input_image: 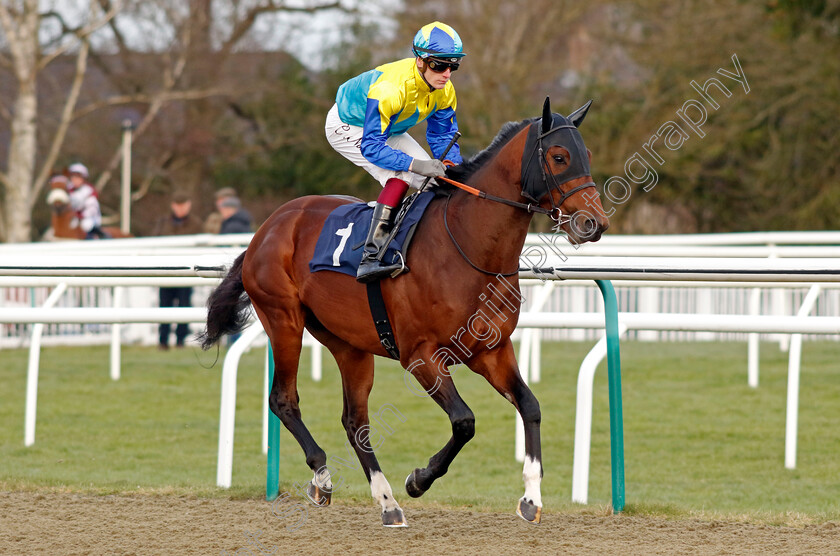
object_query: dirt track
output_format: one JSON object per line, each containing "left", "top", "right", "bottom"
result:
{"left": 1, "top": 491, "right": 838, "bottom": 555}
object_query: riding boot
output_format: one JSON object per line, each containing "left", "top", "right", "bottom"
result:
{"left": 356, "top": 202, "right": 406, "bottom": 283}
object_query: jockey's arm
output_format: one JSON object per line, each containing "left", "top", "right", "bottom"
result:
{"left": 67, "top": 185, "right": 90, "bottom": 212}
{"left": 426, "top": 107, "right": 463, "bottom": 165}
{"left": 359, "top": 88, "right": 414, "bottom": 171}
{"left": 75, "top": 187, "right": 101, "bottom": 233}
{"left": 79, "top": 215, "right": 96, "bottom": 233}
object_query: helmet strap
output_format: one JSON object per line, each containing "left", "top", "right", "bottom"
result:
{"left": 416, "top": 58, "right": 434, "bottom": 91}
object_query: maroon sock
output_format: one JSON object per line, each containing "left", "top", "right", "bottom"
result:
{"left": 377, "top": 178, "right": 409, "bottom": 208}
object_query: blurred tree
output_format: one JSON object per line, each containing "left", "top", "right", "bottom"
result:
{"left": 206, "top": 19, "right": 394, "bottom": 224}
{"left": 0, "top": 0, "right": 116, "bottom": 242}
{"left": 392, "top": 0, "right": 596, "bottom": 156}
{"left": 0, "top": 0, "right": 350, "bottom": 241}
{"left": 584, "top": 0, "right": 840, "bottom": 232}
{"left": 391, "top": 0, "right": 840, "bottom": 233}
{"left": 7, "top": 1, "right": 835, "bottom": 240}
{"left": 76, "top": 0, "right": 354, "bottom": 235}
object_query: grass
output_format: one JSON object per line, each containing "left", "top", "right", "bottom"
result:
{"left": 1, "top": 340, "right": 838, "bottom": 524}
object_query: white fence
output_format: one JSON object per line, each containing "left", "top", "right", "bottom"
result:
{"left": 7, "top": 232, "right": 840, "bottom": 348}
{"left": 0, "top": 235, "right": 251, "bottom": 349}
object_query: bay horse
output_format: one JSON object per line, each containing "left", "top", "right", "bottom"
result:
{"left": 200, "top": 98, "right": 609, "bottom": 527}
{"left": 45, "top": 175, "right": 131, "bottom": 240}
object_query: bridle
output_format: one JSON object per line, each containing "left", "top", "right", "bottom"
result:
{"left": 437, "top": 119, "right": 598, "bottom": 275}
{"left": 520, "top": 122, "right": 597, "bottom": 226}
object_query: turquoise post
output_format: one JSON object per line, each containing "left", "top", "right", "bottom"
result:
{"left": 266, "top": 345, "right": 281, "bottom": 501}
{"left": 595, "top": 279, "right": 625, "bottom": 513}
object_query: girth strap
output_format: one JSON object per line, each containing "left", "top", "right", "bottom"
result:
{"left": 366, "top": 281, "right": 400, "bottom": 360}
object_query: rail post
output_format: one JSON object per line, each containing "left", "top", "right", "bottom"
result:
{"left": 596, "top": 279, "right": 625, "bottom": 513}
{"left": 266, "top": 345, "right": 282, "bottom": 500}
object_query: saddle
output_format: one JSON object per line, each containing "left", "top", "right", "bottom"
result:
{"left": 308, "top": 191, "right": 435, "bottom": 278}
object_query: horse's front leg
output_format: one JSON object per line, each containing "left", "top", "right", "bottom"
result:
{"left": 403, "top": 346, "right": 475, "bottom": 499}
{"left": 469, "top": 339, "right": 543, "bottom": 524}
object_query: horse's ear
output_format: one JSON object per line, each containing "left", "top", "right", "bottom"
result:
{"left": 567, "top": 100, "right": 593, "bottom": 128}
{"left": 541, "top": 97, "right": 552, "bottom": 134}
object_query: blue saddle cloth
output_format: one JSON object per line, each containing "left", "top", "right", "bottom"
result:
{"left": 309, "top": 191, "right": 436, "bottom": 277}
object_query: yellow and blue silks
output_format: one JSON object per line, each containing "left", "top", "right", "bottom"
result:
{"left": 335, "top": 58, "right": 462, "bottom": 171}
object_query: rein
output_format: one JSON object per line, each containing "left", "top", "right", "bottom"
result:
{"left": 436, "top": 174, "right": 592, "bottom": 277}
{"left": 436, "top": 119, "right": 597, "bottom": 224}
{"left": 435, "top": 174, "right": 560, "bottom": 218}
{"left": 435, "top": 119, "right": 597, "bottom": 276}
{"left": 435, "top": 172, "right": 540, "bottom": 276}
{"left": 442, "top": 192, "right": 519, "bottom": 277}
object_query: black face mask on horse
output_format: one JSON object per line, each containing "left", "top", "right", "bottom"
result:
{"left": 520, "top": 98, "right": 596, "bottom": 225}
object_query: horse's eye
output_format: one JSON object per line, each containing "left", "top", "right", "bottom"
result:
{"left": 553, "top": 154, "right": 566, "bottom": 165}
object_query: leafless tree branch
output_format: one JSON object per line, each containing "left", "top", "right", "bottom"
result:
{"left": 39, "top": 10, "right": 73, "bottom": 37}
{"left": 31, "top": 39, "right": 91, "bottom": 206}
{"left": 219, "top": 1, "right": 347, "bottom": 57}
{"left": 0, "top": 4, "right": 26, "bottom": 68}
{"left": 73, "top": 94, "right": 153, "bottom": 119}
{"left": 0, "top": 98, "right": 11, "bottom": 121}
{"left": 93, "top": 88, "right": 168, "bottom": 192}
{"left": 72, "top": 86, "right": 238, "bottom": 121}
{"left": 131, "top": 149, "right": 175, "bottom": 201}
{"left": 37, "top": 3, "right": 119, "bottom": 71}
{"left": 90, "top": 81, "right": 244, "bottom": 193}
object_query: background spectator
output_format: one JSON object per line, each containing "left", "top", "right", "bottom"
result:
{"left": 203, "top": 187, "right": 238, "bottom": 233}
{"left": 218, "top": 196, "right": 253, "bottom": 234}
{"left": 153, "top": 190, "right": 203, "bottom": 349}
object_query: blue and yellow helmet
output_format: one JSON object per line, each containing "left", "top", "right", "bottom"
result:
{"left": 412, "top": 22, "right": 465, "bottom": 60}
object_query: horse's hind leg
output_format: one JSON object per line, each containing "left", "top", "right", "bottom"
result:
{"left": 315, "top": 332, "right": 407, "bottom": 527}
{"left": 258, "top": 305, "right": 332, "bottom": 506}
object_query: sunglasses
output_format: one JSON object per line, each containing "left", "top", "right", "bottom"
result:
{"left": 426, "top": 58, "right": 460, "bottom": 73}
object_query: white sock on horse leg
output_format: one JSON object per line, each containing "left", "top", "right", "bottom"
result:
{"left": 370, "top": 470, "right": 400, "bottom": 512}
{"left": 313, "top": 466, "right": 333, "bottom": 491}
{"left": 522, "top": 456, "right": 543, "bottom": 507}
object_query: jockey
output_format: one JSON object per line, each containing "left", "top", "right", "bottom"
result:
{"left": 325, "top": 21, "right": 465, "bottom": 283}
{"left": 67, "top": 163, "right": 106, "bottom": 239}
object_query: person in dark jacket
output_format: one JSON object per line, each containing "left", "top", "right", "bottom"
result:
{"left": 218, "top": 196, "right": 253, "bottom": 234}
{"left": 204, "top": 187, "right": 238, "bottom": 233}
{"left": 153, "top": 190, "right": 203, "bottom": 349}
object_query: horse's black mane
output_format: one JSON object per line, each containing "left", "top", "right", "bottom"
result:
{"left": 446, "top": 118, "right": 533, "bottom": 183}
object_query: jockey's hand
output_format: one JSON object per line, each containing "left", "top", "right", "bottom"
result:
{"left": 410, "top": 159, "right": 446, "bottom": 177}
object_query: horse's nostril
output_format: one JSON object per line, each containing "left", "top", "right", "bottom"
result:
{"left": 569, "top": 216, "right": 601, "bottom": 242}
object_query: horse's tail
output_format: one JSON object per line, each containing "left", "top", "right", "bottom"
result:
{"left": 198, "top": 251, "right": 252, "bottom": 350}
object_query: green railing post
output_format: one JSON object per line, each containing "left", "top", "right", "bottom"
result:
{"left": 595, "top": 279, "right": 625, "bottom": 513}
{"left": 266, "top": 345, "right": 281, "bottom": 501}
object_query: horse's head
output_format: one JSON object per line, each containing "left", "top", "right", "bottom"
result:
{"left": 521, "top": 98, "right": 610, "bottom": 244}
{"left": 46, "top": 175, "right": 71, "bottom": 210}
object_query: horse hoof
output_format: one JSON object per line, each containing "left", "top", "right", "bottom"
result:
{"left": 306, "top": 480, "right": 331, "bottom": 507}
{"left": 516, "top": 498, "right": 542, "bottom": 524}
{"left": 404, "top": 469, "right": 427, "bottom": 498}
{"left": 382, "top": 507, "right": 408, "bottom": 527}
